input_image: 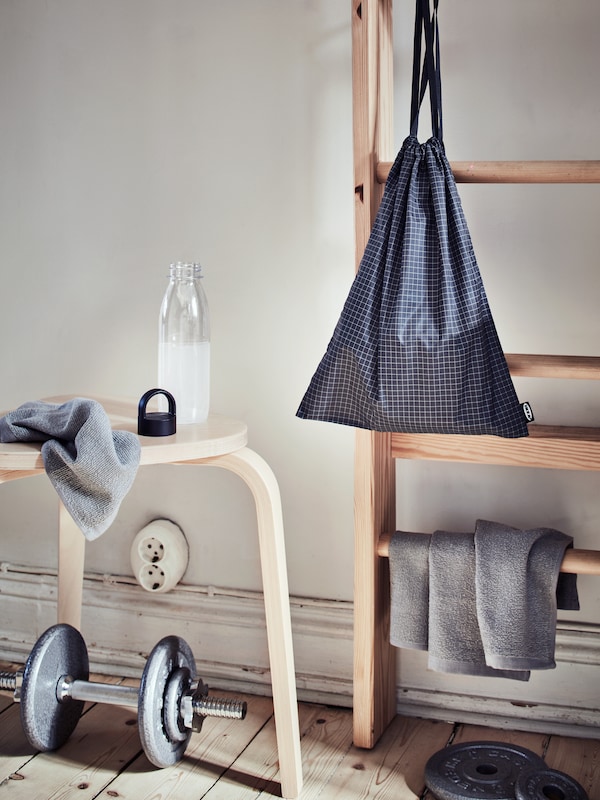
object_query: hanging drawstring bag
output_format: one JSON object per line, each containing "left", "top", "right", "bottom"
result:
{"left": 297, "top": 0, "right": 530, "bottom": 437}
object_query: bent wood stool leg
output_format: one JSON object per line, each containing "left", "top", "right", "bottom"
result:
{"left": 57, "top": 500, "right": 86, "bottom": 630}
{"left": 190, "top": 447, "right": 303, "bottom": 800}
{"left": 0, "top": 473, "right": 85, "bottom": 629}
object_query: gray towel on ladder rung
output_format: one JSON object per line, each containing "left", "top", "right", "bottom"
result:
{"left": 388, "top": 520, "right": 579, "bottom": 680}
{"left": 474, "top": 519, "right": 580, "bottom": 672}
{"left": 389, "top": 531, "right": 430, "bottom": 651}
{"left": 0, "top": 398, "right": 141, "bottom": 541}
{"left": 428, "top": 529, "right": 530, "bottom": 680}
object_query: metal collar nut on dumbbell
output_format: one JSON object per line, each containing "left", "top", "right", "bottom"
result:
{"left": 0, "top": 624, "right": 247, "bottom": 768}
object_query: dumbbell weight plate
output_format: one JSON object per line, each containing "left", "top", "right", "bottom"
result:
{"left": 424, "top": 740, "right": 546, "bottom": 800}
{"left": 20, "top": 624, "right": 89, "bottom": 751}
{"left": 138, "top": 635, "right": 197, "bottom": 767}
{"left": 515, "top": 766, "right": 589, "bottom": 800}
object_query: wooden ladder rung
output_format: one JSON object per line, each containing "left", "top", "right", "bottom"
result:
{"left": 377, "top": 531, "right": 600, "bottom": 575}
{"left": 391, "top": 425, "right": 600, "bottom": 471}
{"left": 506, "top": 354, "right": 600, "bottom": 380}
{"left": 376, "top": 160, "right": 600, "bottom": 184}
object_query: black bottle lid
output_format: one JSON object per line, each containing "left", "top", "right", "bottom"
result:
{"left": 137, "top": 389, "right": 176, "bottom": 436}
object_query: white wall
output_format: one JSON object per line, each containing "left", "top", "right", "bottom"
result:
{"left": 1, "top": 0, "right": 599, "bottom": 721}
{"left": 0, "top": 0, "right": 356, "bottom": 602}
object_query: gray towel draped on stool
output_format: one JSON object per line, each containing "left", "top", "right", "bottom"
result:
{"left": 389, "top": 520, "right": 579, "bottom": 680}
{"left": 0, "top": 398, "right": 141, "bottom": 541}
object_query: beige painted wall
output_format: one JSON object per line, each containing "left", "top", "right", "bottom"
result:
{"left": 0, "top": 0, "right": 356, "bottom": 602}
{"left": 0, "top": 0, "right": 599, "bottom": 673}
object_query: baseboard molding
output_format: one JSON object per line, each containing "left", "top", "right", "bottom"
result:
{"left": 1, "top": 564, "right": 599, "bottom": 736}
{"left": 395, "top": 688, "right": 600, "bottom": 739}
{"left": 0, "top": 564, "right": 355, "bottom": 707}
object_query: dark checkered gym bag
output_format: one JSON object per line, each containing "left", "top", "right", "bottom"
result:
{"left": 297, "top": 0, "right": 529, "bottom": 438}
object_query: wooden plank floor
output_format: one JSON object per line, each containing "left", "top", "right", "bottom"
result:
{"left": 1, "top": 668, "right": 599, "bottom": 798}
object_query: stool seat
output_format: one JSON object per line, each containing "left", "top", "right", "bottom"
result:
{"left": 0, "top": 395, "right": 248, "bottom": 471}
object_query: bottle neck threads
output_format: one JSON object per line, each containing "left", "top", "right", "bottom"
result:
{"left": 169, "top": 262, "right": 202, "bottom": 281}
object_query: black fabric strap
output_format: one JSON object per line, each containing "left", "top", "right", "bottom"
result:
{"left": 410, "top": 0, "right": 443, "bottom": 141}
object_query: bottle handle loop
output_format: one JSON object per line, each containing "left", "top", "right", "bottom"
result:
{"left": 137, "top": 389, "right": 177, "bottom": 437}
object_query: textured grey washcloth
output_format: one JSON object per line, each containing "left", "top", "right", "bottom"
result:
{"left": 388, "top": 522, "right": 579, "bottom": 680}
{"left": 475, "top": 519, "right": 579, "bottom": 672}
{"left": 0, "top": 398, "right": 141, "bottom": 540}
{"left": 389, "top": 531, "right": 430, "bottom": 650}
{"left": 428, "top": 530, "right": 529, "bottom": 680}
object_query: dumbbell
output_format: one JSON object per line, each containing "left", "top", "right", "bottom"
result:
{"left": 0, "top": 624, "right": 246, "bottom": 768}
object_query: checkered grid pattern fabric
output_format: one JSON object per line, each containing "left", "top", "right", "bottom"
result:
{"left": 297, "top": 135, "right": 528, "bottom": 438}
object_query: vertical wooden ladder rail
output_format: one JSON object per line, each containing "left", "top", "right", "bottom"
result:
{"left": 351, "top": 0, "right": 600, "bottom": 751}
{"left": 352, "top": 0, "right": 396, "bottom": 750}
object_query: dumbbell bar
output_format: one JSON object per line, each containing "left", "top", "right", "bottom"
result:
{"left": 0, "top": 624, "right": 246, "bottom": 768}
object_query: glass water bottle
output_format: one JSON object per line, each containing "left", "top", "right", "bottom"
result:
{"left": 158, "top": 262, "right": 210, "bottom": 424}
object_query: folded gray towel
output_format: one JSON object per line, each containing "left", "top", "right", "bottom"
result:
{"left": 475, "top": 519, "right": 579, "bottom": 672}
{"left": 389, "top": 531, "right": 430, "bottom": 650}
{"left": 428, "top": 530, "right": 529, "bottom": 680}
{"left": 388, "top": 520, "right": 579, "bottom": 680}
{"left": 0, "top": 398, "right": 141, "bottom": 540}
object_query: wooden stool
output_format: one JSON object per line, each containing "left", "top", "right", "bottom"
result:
{"left": 0, "top": 395, "right": 303, "bottom": 798}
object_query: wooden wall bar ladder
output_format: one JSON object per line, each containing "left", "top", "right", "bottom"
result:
{"left": 351, "top": 0, "right": 600, "bottom": 750}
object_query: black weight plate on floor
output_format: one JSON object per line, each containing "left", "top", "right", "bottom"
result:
{"left": 425, "top": 740, "right": 546, "bottom": 800}
{"left": 20, "top": 624, "right": 89, "bottom": 751}
{"left": 515, "top": 766, "right": 589, "bottom": 800}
